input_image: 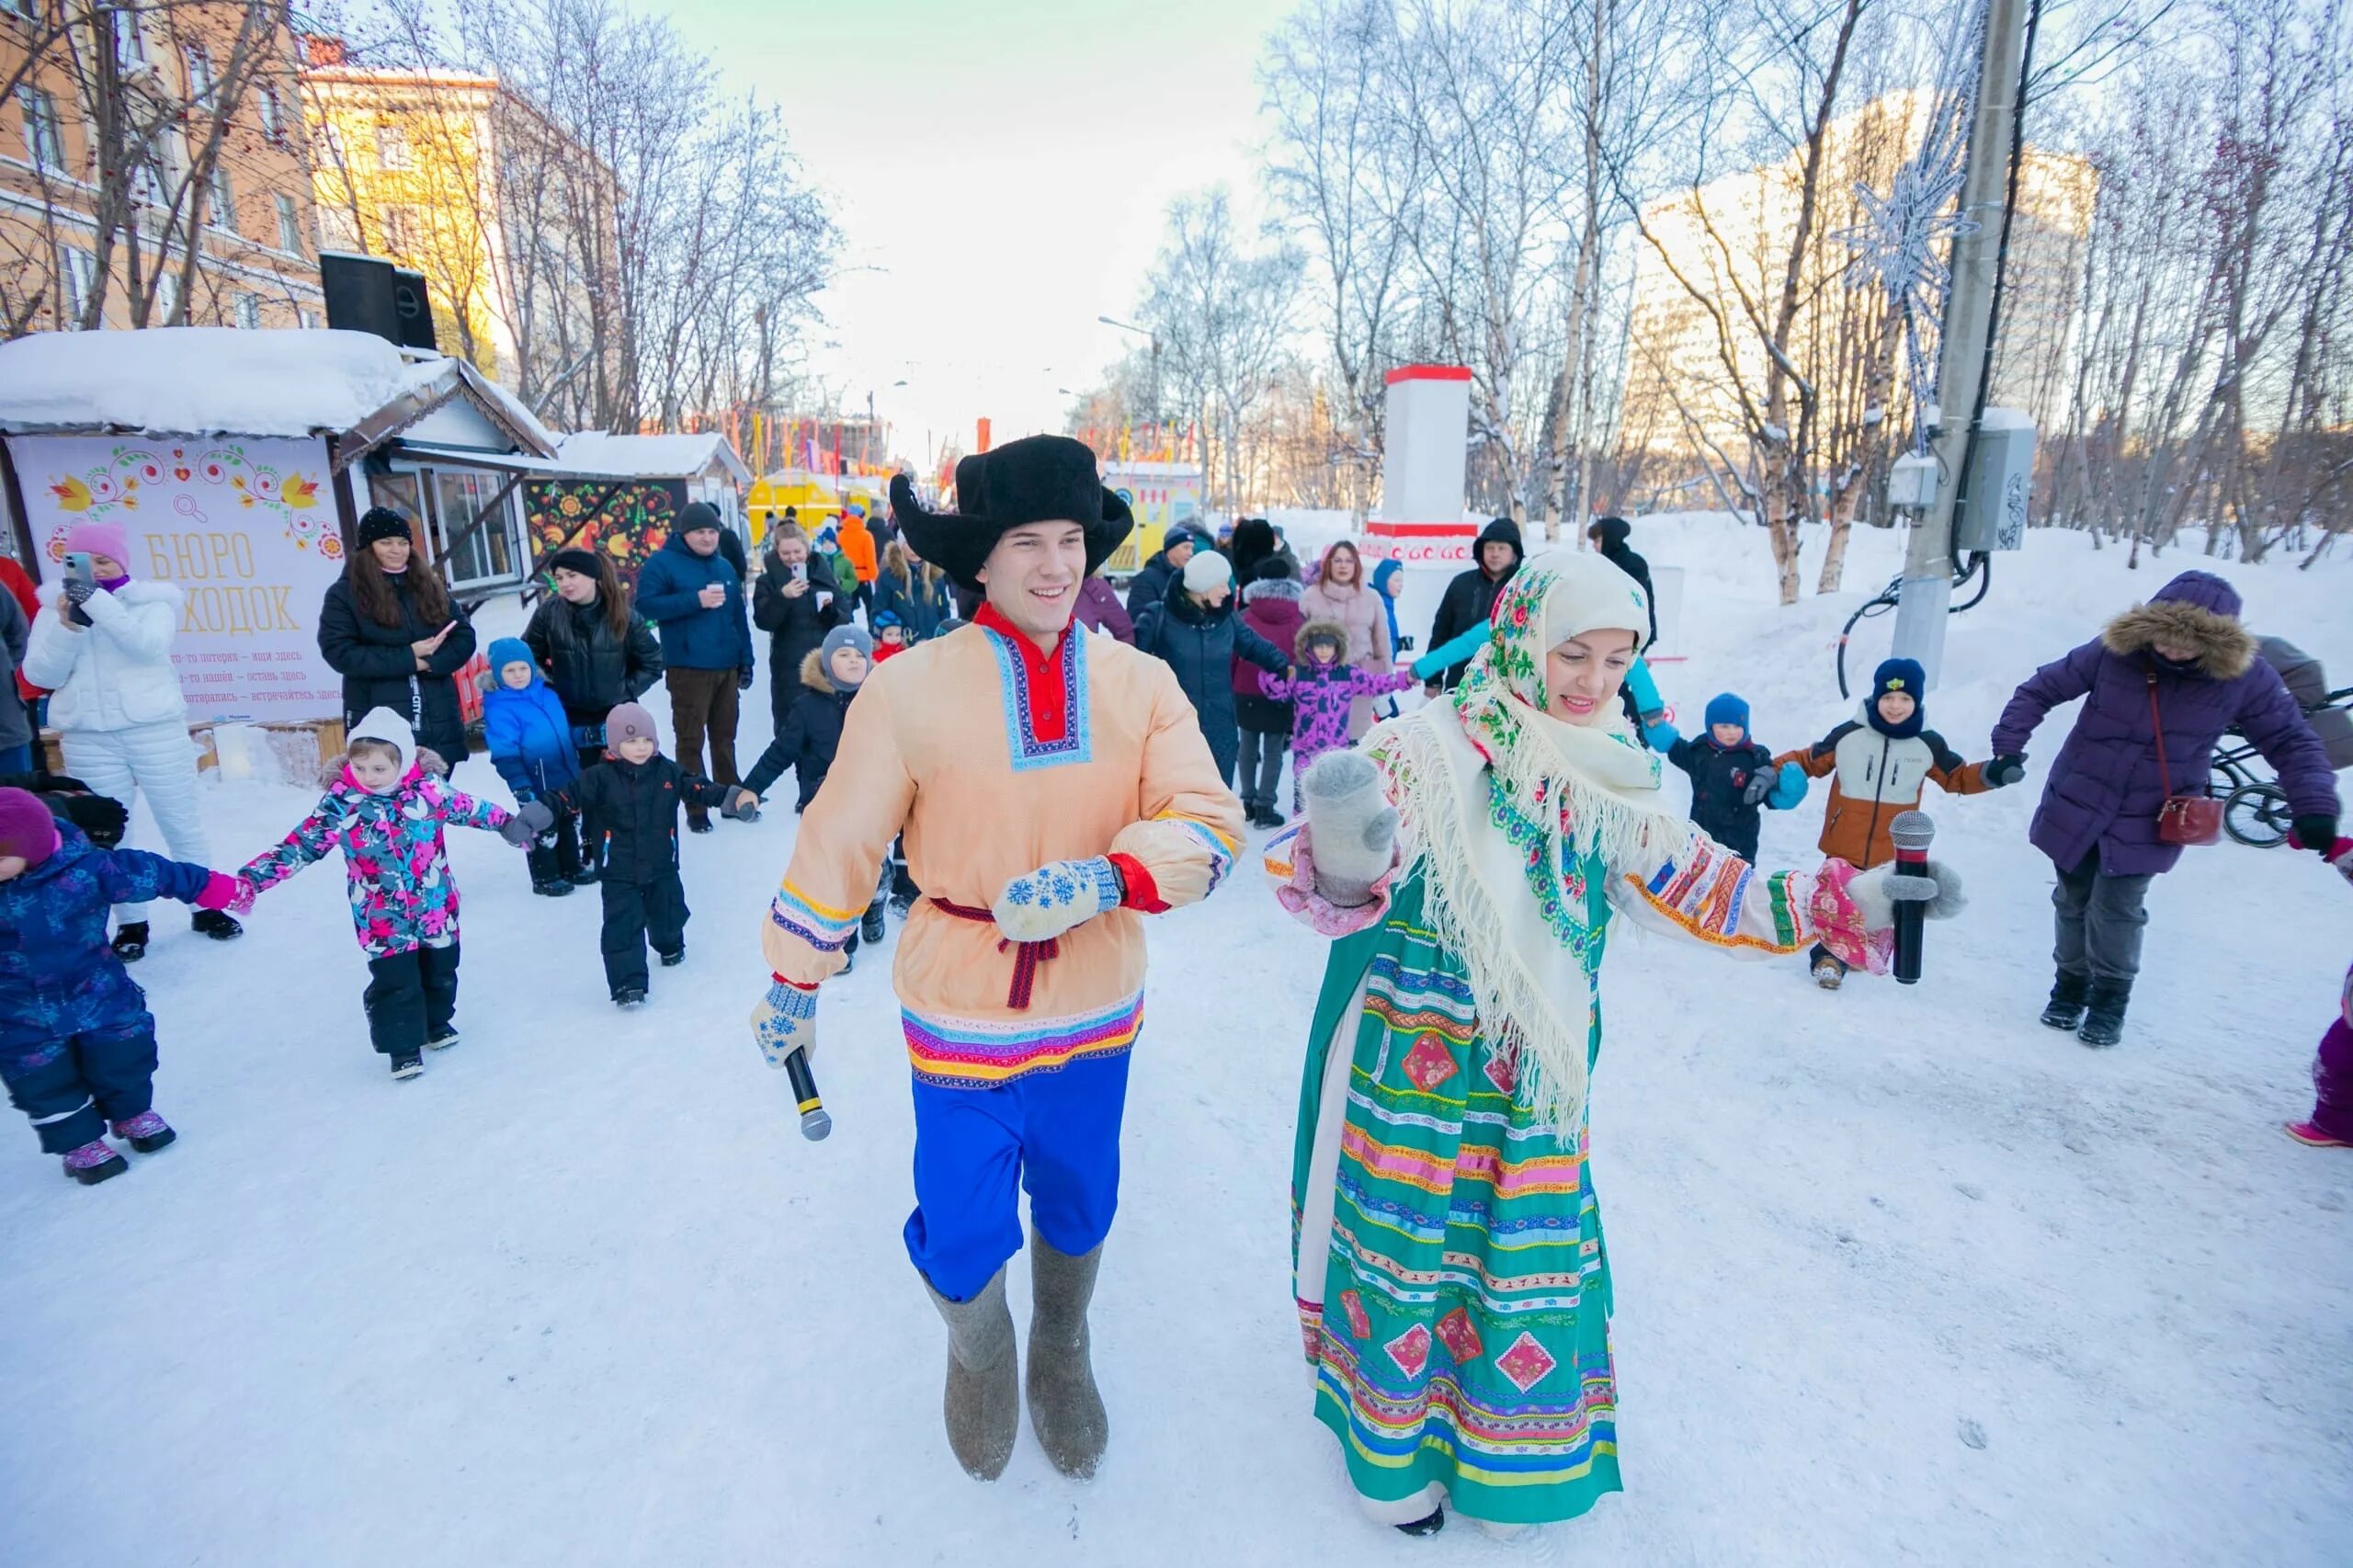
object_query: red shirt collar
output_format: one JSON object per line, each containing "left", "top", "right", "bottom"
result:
{"left": 973, "top": 601, "right": 1074, "bottom": 744}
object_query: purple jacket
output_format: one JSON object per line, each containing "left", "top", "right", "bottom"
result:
{"left": 1993, "top": 571, "right": 2338, "bottom": 876}
{"left": 1233, "top": 578, "right": 1306, "bottom": 698}
{"left": 1074, "top": 575, "right": 1133, "bottom": 643}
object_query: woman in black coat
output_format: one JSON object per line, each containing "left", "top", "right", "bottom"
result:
{"left": 319, "top": 508, "right": 478, "bottom": 768}
{"left": 522, "top": 547, "right": 664, "bottom": 767}
{"left": 1133, "top": 550, "right": 1288, "bottom": 785}
{"left": 750, "top": 524, "right": 847, "bottom": 733}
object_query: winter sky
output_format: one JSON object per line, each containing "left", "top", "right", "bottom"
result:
{"left": 664, "top": 0, "right": 1294, "bottom": 470}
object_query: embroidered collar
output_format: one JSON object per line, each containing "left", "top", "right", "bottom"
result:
{"left": 975, "top": 601, "right": 1073, "bottom": 744}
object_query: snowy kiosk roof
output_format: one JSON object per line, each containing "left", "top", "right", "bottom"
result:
{"left": 551, "top": 431, "right": 752, "bottom": 485}
{"left": 0, "top": 327, "right": 559, "bottom": 467}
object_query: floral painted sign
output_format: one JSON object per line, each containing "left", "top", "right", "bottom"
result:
{"left": 8, "top": 434, "right": 348, "bottom": 722}
{"left": 524, "top": 479, "right": 684, "bottom": 586}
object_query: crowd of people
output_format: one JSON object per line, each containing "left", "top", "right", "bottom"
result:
{"left": 2, "top": 456, "right": 2347, "bottom": 1541}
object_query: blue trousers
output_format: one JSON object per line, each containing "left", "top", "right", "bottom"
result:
{"left": 3, "top": 1021, "right": 158, "bottom": 1153}
{"left": 904, "top": 1051, "right": 1131, "bottom": 1301}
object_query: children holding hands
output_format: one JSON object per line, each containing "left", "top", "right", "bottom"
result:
{"left": 482, "top": 637, "right": 588, "bottom": 896}
{"left": 1643, "top": 691, "right": 1808, "bottom": 860}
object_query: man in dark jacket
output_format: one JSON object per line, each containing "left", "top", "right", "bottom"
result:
{"left": 632, "top": 503, "right": 754, "bottom": 830}
{"left": 557, "top": 700, "right": 740, "bottom": 1005}
{"left": 1994, "top": 570, "right": 2339, "bottom": 1046}
{"left": 1427, "top": 517, "right": 1524, "bottom": 688}
{"left": 1587, "top": 516, "right": 1657, "bottom": 650}
{"left": 1124, "top": 526, "right": 1209, "bottom": 621}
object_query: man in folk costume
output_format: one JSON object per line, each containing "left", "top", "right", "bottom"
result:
{"left": 1266, "top": 551, "right": 1964, "bottom": 1538}
{"left": 748, "top": 436, "right": 1245, "bottom": 1482}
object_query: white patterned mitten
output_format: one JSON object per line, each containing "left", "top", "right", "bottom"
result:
{"left": 993, "top": 857, "right": 1124, "bottom": 944}
{"left": 1302, "top": 751, "right": 1397, "bottom": 908}
{"left": 750, "top": 977, "right": 819, "bottom": 1069}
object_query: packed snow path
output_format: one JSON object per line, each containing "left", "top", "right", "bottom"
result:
{"left": 5, "top": 518, "right": 2348, "bottom": 1565}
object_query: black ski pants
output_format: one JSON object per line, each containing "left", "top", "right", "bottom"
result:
{"left": 601, "top": 870, "right": 689, "bottom": 994}
{"left": 365, "top": 943, "right": 461, "bottom": 1055}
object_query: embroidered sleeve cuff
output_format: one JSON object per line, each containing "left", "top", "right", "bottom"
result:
{"left": 1107, "top": 851, "right": 1165, "bottom": 914}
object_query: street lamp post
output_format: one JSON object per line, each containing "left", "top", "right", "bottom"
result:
{"left": 1098, "top": 314, "right": 1162, "bottom": 439}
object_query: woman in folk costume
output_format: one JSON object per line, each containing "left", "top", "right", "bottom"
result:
{"left": 1265, "top": 551, "right": 1961, "bottom": 1538}
{"left": 747, "top": 436, "right": 1245, "bottom": 1484}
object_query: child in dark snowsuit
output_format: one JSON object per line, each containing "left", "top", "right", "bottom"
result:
{"left": 732, "top": 627, "right": 891, "bottom": 967}
{"left": 1258, "top": 621, "right": 1428, "bottom": 815}
{"left": 482, "top": 636, "right": 587, "bottom": 896}
{"left": 0, "top": 786, "right": 247, "bottom": 1183}
{"left": 1778, "top": 657, "right": 2009, "bottom": 988}
{"left": 241, "top": 707, "right": 549, "bottom": 1078}
{"left": 1645, "top": 692, "right": 1807, "bottom": 860}
{"left": 559, "top": 701, "right": 745, "bottom": 1006}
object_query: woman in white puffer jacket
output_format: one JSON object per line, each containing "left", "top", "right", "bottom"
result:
{"left": 22, "top": 520, "right": 238, "bottom": 958}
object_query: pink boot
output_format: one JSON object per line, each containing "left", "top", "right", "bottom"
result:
{"left": 63, "top": 1140, "right": 129, "bottom": 1185}
{"left": 2284, "top": 1120, "right": 2352, "bottom": 1149}
{"left": 111, "top": 1110, "right": 176, "bottom": 1153}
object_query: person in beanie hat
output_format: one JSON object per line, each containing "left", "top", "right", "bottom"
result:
{"left": 1641, "top": 691, "right": 1807, "bottom": 861}
{"left": 1135, "top": 548, "right": 1290, "bottom": 785}
{"left": 237, "top": 707, "right": 549, "bottom": 1078}
{"left": 523, "top": 544, "right": 663, "bottom": 785}
{"left": 870, "top": 608, "right": 911, "bottom": 662}
{"left": 632, "top": 501, "right": 754, "bottom": 831}
{"left": 23, "top": 518, "right": 227, "bottom": 960}
{"left": 751, "top": 435, "right": 1245, "bottom": 1484}
{"left": 1778, "top": 656, "right": 2007, "bottom": 988}
{"left": 1586, "top": 516, "right": 1657, "bottom": 649}
{"left": 481, "top": 636, "right": 587, "bottom": 894}
{"left": 0, "top": 786, "right": 251, "bottom": 1184}
{"left": 1257, "top": 621, "right": 1434, "bottom": 817}
{"left": 1124, "top": 523, "right": 1209, "bottom": 622}
{"left": 1993, "top": 570, "right": 2338, "bottom": 1045}
{"left": 1426, "top": 517, "right": 1524, "bottom": 689}
{"left": 1234, "top": 556, "right": 1307, "bottom": 826}
{"left": 1267, "top": 551, "right": 1959, "bottom": 1537}
{"left": 319, "top": 506, "right": 478, "bottom": 789}
{"left": 551, "top": 701, "right": 747, "bottom": 1006}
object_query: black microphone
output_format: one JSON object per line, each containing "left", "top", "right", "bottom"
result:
{"left": 1888, "top": 810, "right": 1934, "bottom": 985}
{"left": 782, "top": 1048, "right": 831, "bottom": 1141}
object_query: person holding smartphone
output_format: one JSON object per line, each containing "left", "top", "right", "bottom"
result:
{"left": 319, "top": 508, "right": 478, "bottom": 778}
{"left": 21, "top": 520, "right": 234, "bottom": 959}
{"left": 751, "top": 521, "right": 846, "bottom": 735}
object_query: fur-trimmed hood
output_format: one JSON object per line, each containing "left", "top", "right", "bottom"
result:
{"left": 2100, "top": 574, "right": 2256, "bottom": 679}
{"left": 1242, "top": 576, "right": 1303, "bottom": 607}
{"left": 800, "top": 645, "right": 866, "bottom": 696}
{"left": 1296, "top": 618, "right": 1350, "bottom": 663}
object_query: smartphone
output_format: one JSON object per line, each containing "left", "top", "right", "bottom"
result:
{"left": 63, "top": 551, "right": 95, "bottom": 626}
{"left": 790, "top": 562, "right": 808, "bottom": 584}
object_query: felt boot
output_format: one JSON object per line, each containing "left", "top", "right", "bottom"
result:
{"left": 2077, "top": 983, "right": 2131, "bottom": 1049}
{"left": 1026, "top": 1235, "right": 1108, "bottom": 1480}
{"left": 2040, "top": 971, "right": 2089, "bottom": 1031}
{"left": 925, "top": 1267, "right": 1019, "bottom": 1481}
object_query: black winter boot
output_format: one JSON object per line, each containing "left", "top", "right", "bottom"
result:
{"left": 2040, "top": 971, "right": 2089, "bottom": 1031}
{"left": 191, "top": 909, "right": 243, "bottom": 939}
{"left": 110, "top": 921, "right": 151, "bottom": 961}
{"left": 2077, "top": 983, "right": 2131, "bottom": 1048}
{"left": 861, "top": 901, "right": 886, "bottom": 947}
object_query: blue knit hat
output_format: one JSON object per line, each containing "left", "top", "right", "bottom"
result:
{"left": 1868, "top": 657, "right": 1927, "bottom": 737}
{"left": 1704, "top": 692, "right": 1749, "bottom": 736}
{"left": 487, "top": 637, "right": 537, "bottom": 684}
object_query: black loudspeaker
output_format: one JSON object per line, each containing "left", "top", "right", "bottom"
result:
{"left": 392, "top": 267, "right": 438, "bottom": 350}
{"left": 318, "top": 251, "right": 398, "bottom": 344}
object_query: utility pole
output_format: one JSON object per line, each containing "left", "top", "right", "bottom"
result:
{"left": 1891, "top": 0, "right": 2028, "bottom": 687}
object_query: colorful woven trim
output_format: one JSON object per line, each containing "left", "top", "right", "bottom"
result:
{"left": 986, "top": 623, "right": 1091, "bottom": 771}
{"left": 902, "top": 991, "right": 1145, "bottom": 1086}
{"left": 767, "top": 880, "right": 862, "bottom": 953}
{"left": 1627, "top": 839, "right": 1804, "bottom": 954}
{"left": 1806, "top": 858, "right": 1890, "bottom": 974}
{"left": 1156, "top": 811, "right": 1238, "bottom": 892}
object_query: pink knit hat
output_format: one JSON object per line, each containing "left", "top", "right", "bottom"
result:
{"left": 64, "top": 520, "right": 131, "bottom": 573}
{"left": 0, "top": 787, "right": 61, "bottom": 867}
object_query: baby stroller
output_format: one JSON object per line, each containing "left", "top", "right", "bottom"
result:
{"left": 2212, "top": 682, "right": 2353, "bottom": 847}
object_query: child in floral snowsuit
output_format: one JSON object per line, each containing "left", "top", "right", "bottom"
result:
{"left": 239, "top": 706, "right": 547, "bottom": 1079}
{"left": 1258, "top": 621, "right": 1431, "bottom": 815}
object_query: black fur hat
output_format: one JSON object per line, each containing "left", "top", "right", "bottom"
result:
{"left": 888, "top": 435, "right": 1132, "bottom": 593}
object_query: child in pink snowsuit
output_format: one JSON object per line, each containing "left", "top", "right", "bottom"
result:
{"left": 238, "top": 706, "right": 546, "bottom": 1079}
{"left": 2286, "top": 835, "right": 2353, "bottom": 1148}
{"left": 1258, "top": 621, "right": 1429, "bottom": 815}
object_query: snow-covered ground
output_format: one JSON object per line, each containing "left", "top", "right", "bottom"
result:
{"left": 5, "top": 517, "right": 2348, "bottom": 1566}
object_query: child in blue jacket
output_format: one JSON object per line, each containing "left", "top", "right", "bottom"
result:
{"left": 0, "top": 786, "right": 248, "bottom": 1184}
{"left": 483, "top": 637, "right": 586, "bottom": 895}
{"left": 1643, "top": 692, "right": 1806, "bottom": 860}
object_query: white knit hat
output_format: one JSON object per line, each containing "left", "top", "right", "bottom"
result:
{"left": 347, "top": 705, "right": 415, "bottom": 766}
{"left": 1182, "top": 549, "right": 1233, "bottom": 594}
{"left": 1523, "top": 548, "right": 1649, "bottom": 651}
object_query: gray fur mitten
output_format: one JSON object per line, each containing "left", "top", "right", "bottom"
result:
{"left": 1301, "top": 751, "right": 1397, "bottom": 908}
{"left": 1853, "top": 858, "right": 1966, "bottom": 929}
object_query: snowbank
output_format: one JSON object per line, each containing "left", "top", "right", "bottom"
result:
{"left": 0, "top": 328, "right": 445, "bottom": 437}
{"left": 2, "top": 517, "right": 2347, "bottom": 1565}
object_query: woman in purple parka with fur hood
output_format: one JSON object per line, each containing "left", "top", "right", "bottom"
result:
{"left": 1992, "top": 570, "right": 2339, "bottom": 1048}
